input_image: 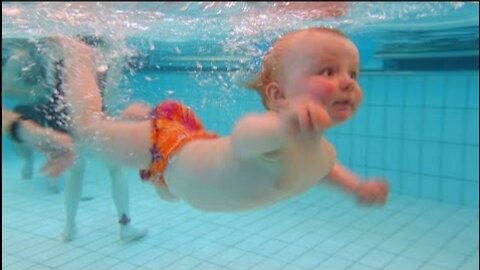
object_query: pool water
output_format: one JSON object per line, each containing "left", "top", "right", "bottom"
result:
{"left": 2, "top": 2, "right": 479, "bottom": 270}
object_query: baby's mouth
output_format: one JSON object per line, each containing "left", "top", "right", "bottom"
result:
{"left": 333, "top": 99, "right": 353, "bottom": 109}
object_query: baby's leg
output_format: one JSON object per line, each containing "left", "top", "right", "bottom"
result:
{"left": 55, "top": 37, "right": 151, "bottom": 169}
{"left": 118, "top": 102, "right": 151, "bottom": 121}
{"left": 107, "top": 164, "right": 148, "bottom": 242}
{"left": 12, "top": 141, "right": 34, "bottom": 179}
{"left": 62, "top": 155, "right": 86, "bottom": 242}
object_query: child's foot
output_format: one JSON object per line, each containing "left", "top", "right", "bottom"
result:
{"left": 62, "top": 226, "right": 77, "bottom": 242}
{"left": 120, "top": 225, "right": 148, "bottom": 242}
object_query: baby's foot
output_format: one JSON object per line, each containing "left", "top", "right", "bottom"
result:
{"left": 21, "top": 162, "right": 33, "bottom": 179}
{"left": 120, "top": 225, "right": 148, "bottom": 242}
{"left": 62, "top": 225, "right": 77, "bottom": 242}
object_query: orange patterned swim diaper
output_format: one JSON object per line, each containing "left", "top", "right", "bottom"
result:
{"left": 139, "top": 100, "right": 218, "bottom": 188}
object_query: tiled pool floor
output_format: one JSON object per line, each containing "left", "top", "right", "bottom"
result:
{"left": 2, "top": 157, "right": 478, "bottom": 270}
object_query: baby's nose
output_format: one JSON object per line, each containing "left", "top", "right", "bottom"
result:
{"left": 339, "top": 76, "right": 354, "bottom": 92}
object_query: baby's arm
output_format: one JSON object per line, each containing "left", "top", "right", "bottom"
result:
{"left": 231, "top": 99, "right": 331, "bottom": 159}
{"left": 231, "top": 111, "right": 285, "bottom": 159}
{"left": 323, "top": 162, "right": 388, "bottom": 206}
{"left": 323, "top": 163, "right": 361, "bottom": 193}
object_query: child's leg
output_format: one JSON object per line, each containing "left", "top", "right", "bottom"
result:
{"left": 107, "top": 164, "right": 148, "bottom": 241}
{"left": 12, "top": 141, "right": 34, "bottom": 179}
{"left": 62, "top": 155, "right": 86, "bottom": 242}
{"left": 13, "top": 140, "right": 61, "bottom": 192}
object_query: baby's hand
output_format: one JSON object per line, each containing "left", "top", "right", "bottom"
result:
{"left": 354, "top": 179, "right": 389, "bottom": 206}
{"left": 280, "top": 99, "right": 331, "bottom": 140}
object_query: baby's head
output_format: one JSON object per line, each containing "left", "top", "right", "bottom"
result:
{"left": 246, "top": 27, "right": 363, "bottom": 125}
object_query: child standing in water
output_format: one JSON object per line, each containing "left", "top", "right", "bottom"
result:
{"left": 44, "top": 27, "right": 388, "bottom": 211}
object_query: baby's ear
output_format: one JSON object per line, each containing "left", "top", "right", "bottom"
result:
{"left": 265, "top": 82, "right": 287, "bottom": 109}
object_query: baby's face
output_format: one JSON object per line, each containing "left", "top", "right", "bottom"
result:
{"left": 280, "top": 31, "right": 363, "bottom": 125}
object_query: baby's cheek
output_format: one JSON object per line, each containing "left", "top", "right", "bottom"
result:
{"left": 310, "top": 80, "right": 336, "bottom": 101}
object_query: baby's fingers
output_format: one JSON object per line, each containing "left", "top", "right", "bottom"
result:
{"left": 373, "top": 183, "right": 388, "bottom": 204}
{"left": 298, "top": 105, "right": 314, "bottom": 135}
{"left": 375, "top": 181, "right": 389, "bottom": 195}
{"left": 308, "top": 102, "right": 331, "bottom": 132}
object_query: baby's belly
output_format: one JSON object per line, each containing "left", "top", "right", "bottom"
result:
{"left": 166, "top": 154, "right": 288, "bottom": 211}
{"left": 181, "top": 184, "right": 292, "bottom": 212}
{"left": 169, "top": 169, "right": 279, "bottom": 211}
{"left": 169, "top": 167, "right": 321, "bottom": 213}
{"left": 164, "top": 138, "right": 325, "bottom": 212}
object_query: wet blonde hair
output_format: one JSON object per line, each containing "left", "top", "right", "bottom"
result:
{"left": 245, "top": 27, "right": 347, "bottom": 109}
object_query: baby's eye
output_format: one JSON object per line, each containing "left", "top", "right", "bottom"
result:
{"left": 350, "top": 71, "right": 358, "bottom": 80}
{"left": 319, "top": 68, "right": 334, "bottom": 77}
